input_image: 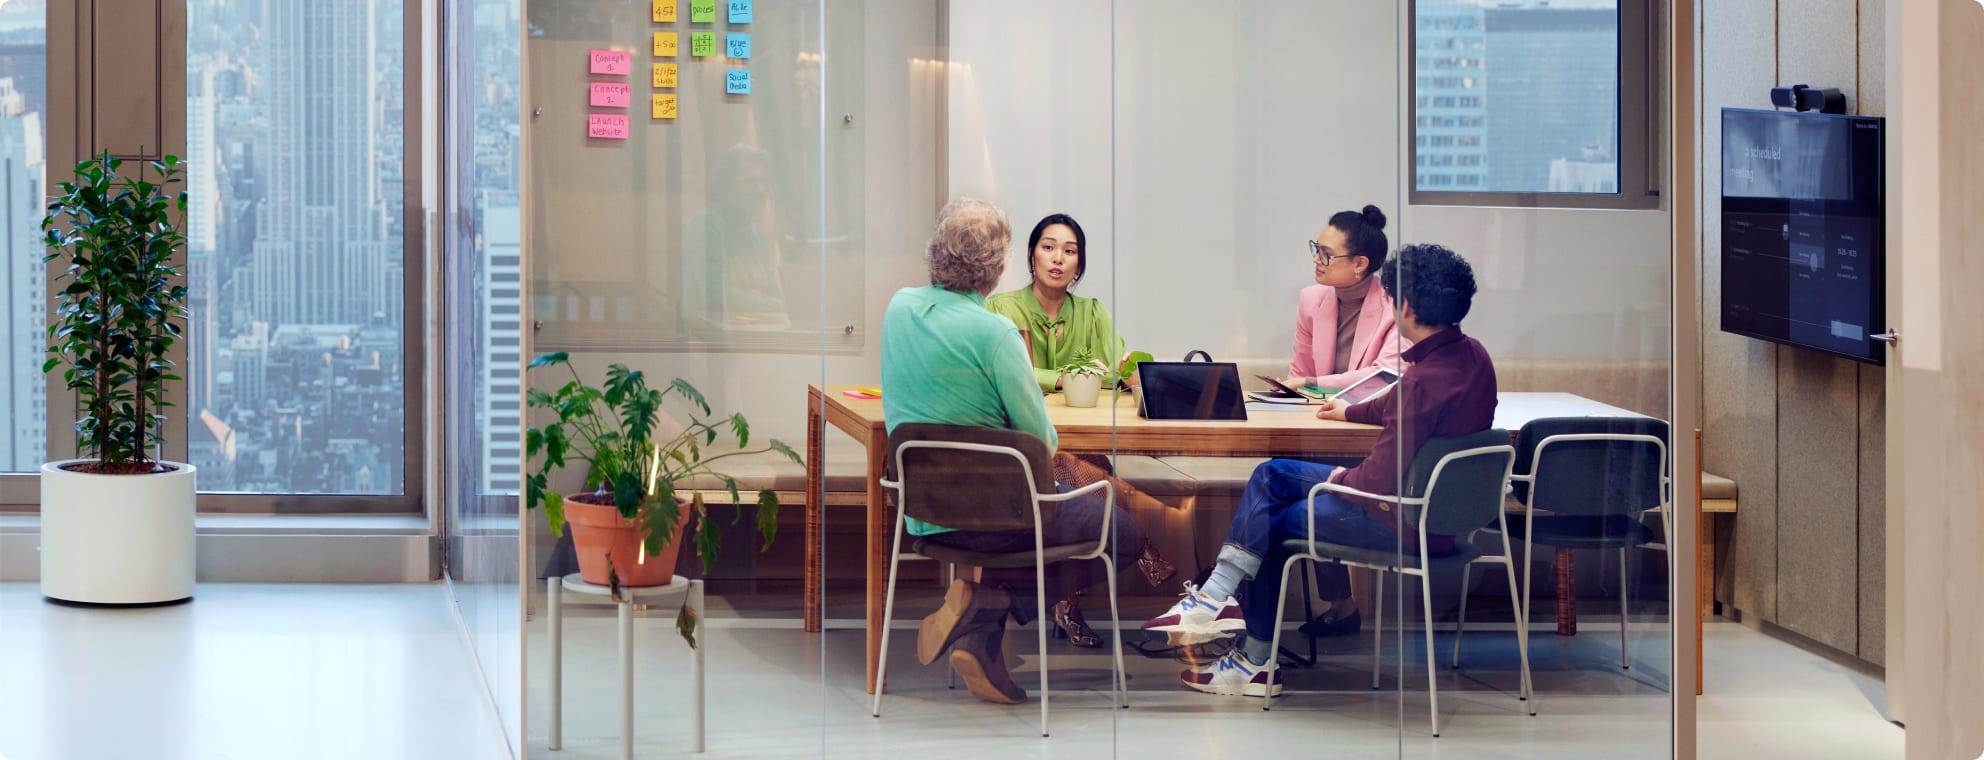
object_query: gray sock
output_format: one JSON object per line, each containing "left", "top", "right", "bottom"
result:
{"left": 1199, "top": 559, "right": 1248, "bottom": 602}
{"left": 1242, "top": 635, "right": 1274, "bottom": 666}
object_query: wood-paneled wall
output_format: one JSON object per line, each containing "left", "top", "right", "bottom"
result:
{"left": 1699, "top": 0, "right": 1888, "bottom": 664}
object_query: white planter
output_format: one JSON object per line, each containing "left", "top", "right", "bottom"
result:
{"left": 1062, "top": 373, "right": 1103, "bottom": 408}
{"left": 40, "top": 459, "right": 197, "bottom": 605}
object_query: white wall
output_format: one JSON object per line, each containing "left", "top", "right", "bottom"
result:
{"left": 948, "top": 0, "right": 1670, "bottom": 367}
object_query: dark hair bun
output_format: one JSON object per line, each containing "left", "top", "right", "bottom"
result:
{"left": 1360, "top": 204, "right": 1387, "bottom": 231}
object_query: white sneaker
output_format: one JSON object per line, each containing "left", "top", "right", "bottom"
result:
{"left": 1139, "top": 582, "right": 1246, "bottom": 639}
{"left": 1180, "top": 648, "right": 1284, "bottom": 697}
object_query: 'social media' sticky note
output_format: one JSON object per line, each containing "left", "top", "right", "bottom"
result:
{"left": 725, "top": 69, "right": 751, "bottom": 95}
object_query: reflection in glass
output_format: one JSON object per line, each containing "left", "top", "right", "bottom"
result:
{"left": 0, "top": 0, "right": 45, "bottom": 472}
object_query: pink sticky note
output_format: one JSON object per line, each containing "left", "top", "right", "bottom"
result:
{"left": 587, "top": 114, "right": 630, "bottom": 140}
{"left": 588, "top": 82, "right": 632, "bottom": 108}
{"left": 588, "top": 49, "right": 632, "bottom": 76}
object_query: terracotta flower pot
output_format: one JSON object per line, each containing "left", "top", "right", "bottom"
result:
{"left": 564, "top": 494, "right": 690, "bottom": 587}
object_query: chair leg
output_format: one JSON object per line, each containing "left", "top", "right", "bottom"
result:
{"left": 945, "top": 563, "right": 957, "bottom": 690}
{"left": 1618, "top": 546, "right": 1631, "bottom": 671}
{"left": 1265, "top": 554, "right": 1305, "bottom": 711}
{"left": 1420, "top": 573, "right": 1440, "bottom": 738}
{"left": 1301, "top": 562, "right": 1318, "bottom": 663}
{"left": 1037, "top": 556, "right": 1050, "bottom": 738}
{"left": 1102, "top": 555, "right": 1129, "bottom": 709}
{"left": 1370, "top": 571, "right": 1385, "bottom": 691}
{"left": 870, "top": 535, "right": 908, "bottom": 718}
{"left": 1451, "top": 562, "right": 1474, "bottom": 669}
{"left": 1503, "top": 557, "right": 1536, "bottom": 713}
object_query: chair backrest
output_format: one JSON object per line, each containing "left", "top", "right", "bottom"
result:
{"left": 885, "top": 423, "right": 1054, "bottom": 533}
{"left": 1513, "top": 416, "right": 1669, "bottom": 516}
{"left": 1401, "top": 429, "right": 1516, "bottom": 536}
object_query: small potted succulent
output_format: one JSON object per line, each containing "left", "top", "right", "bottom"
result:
{"left": 524, "top": 352, "right": 800, "bottom": 592}
{"left": 1057, "top": 350, "right": 1109, "bottom": 408}
{"left": 39, "top": 151, "right": 196, "bottom": 605}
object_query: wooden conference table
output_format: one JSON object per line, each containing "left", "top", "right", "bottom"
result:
{"left": 803, "top": 383, "right": 1649, "bottom": 694}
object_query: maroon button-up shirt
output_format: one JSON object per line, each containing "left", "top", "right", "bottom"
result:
{"left": 1335, "top": 326, "right": 1498, "bottom": 553}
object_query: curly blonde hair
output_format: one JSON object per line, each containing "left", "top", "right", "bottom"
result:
{"left": 926, "top": 197, "right": 1011, "bottom": 294}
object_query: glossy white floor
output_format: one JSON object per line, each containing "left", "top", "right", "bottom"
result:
{"left": 525, "top": 599, "right": 1902, "bottom": 759}
{"left": 0, "top": 582, "right": 511, "bottom": 760}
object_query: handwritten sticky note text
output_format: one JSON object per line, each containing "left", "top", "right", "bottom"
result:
{"left": 588, "top": 82, "right": 631, "bottom": 108}
{"left": 653, "top": 32, "right": 678, "bottom": 57}
{"left": 690, "top": 32, "right": 716, "bottom": 58}
{"left": 725, "top": 33, "right": 750, "bottom": 59}
{"left": 690, "top": 0, "right": 716, "bottom": 23}
{"left": 728, "top": 0, "right": 753, "bottom": 24}
{"left": 588, "top": 49, "right": 632, "bottom": 76}
{"left": 587, "top": 114, "right": 630, "bottom": 140}
{"left": 652, "top": 94, "right": 679, "bottom": 119}
{"left": 652, "top": 63, "right": 679, "bottom": 88}
{"left": 652, "top": 0, "right": 677, "bottom": 22}
{"left": 725, "top": 69, "right": 751, "bottom": 95}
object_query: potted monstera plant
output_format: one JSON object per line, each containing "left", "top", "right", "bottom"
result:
{"left": 524, "top": 352, "right": 800, "bottom": 592}
{"left": 40, "top": 151, "right": 195, "bottom": 606}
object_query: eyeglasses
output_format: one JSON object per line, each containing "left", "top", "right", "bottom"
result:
{"left": 1308, "top": 240, "right": 1346, "bottom": 265}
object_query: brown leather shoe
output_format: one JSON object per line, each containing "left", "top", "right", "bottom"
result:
{"left": 1052, "top": 596, "right": 1103, "bottom": 648}
{"left": 949, "top": 618, "right": 1026, "bottom": 705}
{"left": 1137, "top": 540, "right": 1178, "bottom": 588}
{"left": 919, "top": 579, "right": 1011, "bottom": 666}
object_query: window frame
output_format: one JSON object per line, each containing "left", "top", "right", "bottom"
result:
{"left": 1407, "top": 0, "right": 1662, "bottom": 210}
{"left": 2, "top": 0, "right": 430, "bottom": 515}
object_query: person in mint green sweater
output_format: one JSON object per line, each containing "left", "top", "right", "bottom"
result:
{"left": 983, "top": 213, "right": 1178, "bottom": 648}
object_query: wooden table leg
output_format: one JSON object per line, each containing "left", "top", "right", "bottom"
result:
{"left": 804, "top": 394, "right": 825, "bottom": 633}
{"left": 1698, "top": 512, "right": 1714, "bottom": 695}
{"left": 1554, "top": 547, "right": 1577, "bottom": 636}
{"left": 864, "top": 431, "right": 888, "bottom": 695}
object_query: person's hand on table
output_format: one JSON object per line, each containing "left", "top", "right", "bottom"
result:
{"left": 1314, "top": 397, "right": 1351, "bottom": 421}
{"left": 1282, "top": 374, "right": 1312, "bottom": 390}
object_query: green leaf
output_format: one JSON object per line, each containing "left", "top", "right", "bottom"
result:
{"left": 728, "top": 413, "right": 750, "bottom": 448}
{"left": 543, "top": 492, "right": 566, "bottom": 538}
{"left": 694, "top": 502, "right": 721, "bottom": 574}
{"left": 527, "top": 351, "right": 569, "bottom": 369}
{"left": 756, "top": 489, "right": 781, "bottom": 553}
{"left": 670, "top": 378, "right": 710, "bottom": 416}
{"left": 767, "top": 439, "right": 803, "bottom": 466}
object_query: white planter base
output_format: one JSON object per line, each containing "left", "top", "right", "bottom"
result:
{"left": 40, "top": 459, "right": 198, "bottom": 605}
{"left": 1062, "top": 374, "right": 1104, "bottom": 408}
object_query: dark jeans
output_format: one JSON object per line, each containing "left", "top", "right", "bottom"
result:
{"left": 921, "top": 482, "right": 1147, "bottom": 626}
{"left": 1224, "top": 459, "right": 1409, "bottom": 640}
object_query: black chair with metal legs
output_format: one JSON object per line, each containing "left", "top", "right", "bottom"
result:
{"left": 869, "top": 423, "right": 1128, "bottom": 738}
{"left": 1261, "top": 429, "right": 1532, "bottom": 738}
{"left": 1453, "top": 417, "right": 1670, "bottom": 676}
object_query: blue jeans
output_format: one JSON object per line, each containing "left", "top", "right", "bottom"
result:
{"left": 1221, "top": 459, "right": 1407, "bottom": 640}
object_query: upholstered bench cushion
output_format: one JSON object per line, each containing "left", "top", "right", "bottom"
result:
{"left": 1701, "top": 472, "right": 1737, "bottom": 501}
{"left": 1108, "top": 455, "right": 1198, "bottom": 499}
{"left": 1158, "top": 456, "right": 1273, "bottom": 499}
{"left": 681, "top": 443, "right": 868, "bottom": 494}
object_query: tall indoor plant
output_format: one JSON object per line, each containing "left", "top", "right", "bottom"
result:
{"left": 525, "top": 352, "right": 800, "bottom": 592}
{"left": 39, "top": 151, "right": 196, "bottom": 605}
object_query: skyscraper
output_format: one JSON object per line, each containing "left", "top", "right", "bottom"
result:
{"left": 0, "top": 78, "right": 43, "bottom": 471}
{"left": 481, "top": 201, "right": 521, "bottom": 495}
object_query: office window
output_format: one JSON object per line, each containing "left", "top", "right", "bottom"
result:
{"left": 185, "top": 1, "right": 410, "bottom": 495}
{"left": 0, "top": 1, "right": 44, "bottom": 473}
{"left": 1411, "top": 0, "right": 1656, "bottom": 208}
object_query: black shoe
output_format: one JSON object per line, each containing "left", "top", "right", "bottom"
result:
{"left": 1298, "top": 609, "right": 1362, "bottom": 638}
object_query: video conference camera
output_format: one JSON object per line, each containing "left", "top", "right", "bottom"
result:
{"left": 1770, "top": 84, "right": 1847, "bottom": 114}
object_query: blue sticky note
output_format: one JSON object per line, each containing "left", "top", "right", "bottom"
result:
{"left": 728, "top": 0, "right": 752, "bottom": 24}
{"left": 725, "top": 69, "right": 751, "bottom": 95}
{"left": 726, "top": 33, "right": 751, "bottom": 59}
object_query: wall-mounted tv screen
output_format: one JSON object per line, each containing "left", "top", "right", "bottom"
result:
{"left": 1720, "top": 108, "right": 1886, "bottom": 365}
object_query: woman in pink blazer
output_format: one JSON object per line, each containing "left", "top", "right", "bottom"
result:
{"left": 1284, "top": 205, "right": 1406, "bottom": 393}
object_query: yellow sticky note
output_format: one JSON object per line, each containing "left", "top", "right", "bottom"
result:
{"left": 652, "top": 63, "right": 679, "bottom": 89}
{"left": 652, "top": 93, "right": 679, "bottom": 120}
{"left": 690, "top": 31, "right": 715, "bottom": 58}
{"left": 652, "top": 0, "right": 677, "bottom": 22}
{"left": 653, "top": 31, "right": 678, "bottom": 57}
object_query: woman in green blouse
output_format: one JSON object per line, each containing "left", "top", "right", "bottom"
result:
{"left": 986, "top": 213, "right": 1176, "bottom": 647}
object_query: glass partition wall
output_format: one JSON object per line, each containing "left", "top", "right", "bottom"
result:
{"left": 517, "top": 1, "right": 1678, "bottom": 756}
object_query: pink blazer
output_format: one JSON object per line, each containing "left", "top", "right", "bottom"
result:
{"left": 1288, "top": 282, "right": 1406, "bottom": 389}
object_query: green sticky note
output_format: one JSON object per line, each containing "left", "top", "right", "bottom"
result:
{"left": 690, "top": 0, "right": 716, "bottom": 23}
{"left": 690, "top": 31, "right": 716, "bottom": 57}
{"left": 1305, "top": 385, "right": 1338, "bottom": 396}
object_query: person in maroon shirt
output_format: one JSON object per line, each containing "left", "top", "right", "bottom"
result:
{"left": 1141, "top": 244, "right": 1496, "bottom": 698}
